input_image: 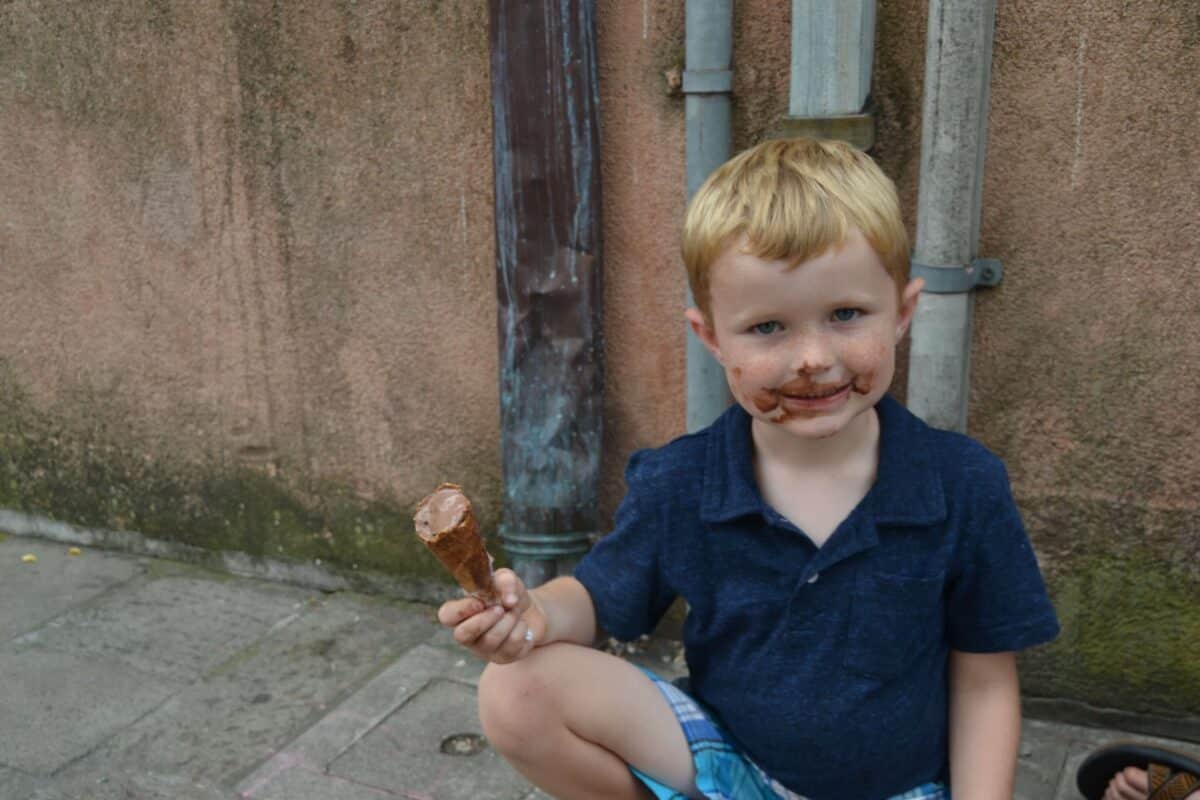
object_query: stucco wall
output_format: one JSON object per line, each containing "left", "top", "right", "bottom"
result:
{"left": 1, "top": 0, "right": 1197, "bottom": 728}
{"left": 0, "top": 0, "right": 499, "bottom": 581}
{"left": 977, "top": 0, "right": 1199, "bottom": 729}
{"left": 868, "top": 0, "right": 1200, "bottom": 730}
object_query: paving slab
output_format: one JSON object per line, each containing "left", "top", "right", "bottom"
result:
{"left": 0, "top": 766, "right": 73, "bottom": 800}
{"left": 0, "top": 537, "right": 141, "bottom": 642}
{"left": 12, "top": 572, "right": 312, "bottom": 682}
{"left": 236, "top": 644, "right": 533, "bottom": 800}
{"left": 0, "top": 647, "right": 174, "bottom": 774}
{"left": 329, "top": 678, "right": 531, "bottom": 800}
{"left": 52, "top": 592, "right": 441, "bottom": 796}
{"left": 1017, "top": 718, "right": 1077, "bottom": 800}
{"left": 242, "top": 766, "right": 408, "bottom": 800}
{"left": 59, "top": 771, "right": 228, "bottom": 800}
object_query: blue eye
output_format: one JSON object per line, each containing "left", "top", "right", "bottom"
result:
{"left": 752, "top": 321, "right": 782, "bottom": 335}
{"left": 832, "top": 308, "right": 861, "bottom": 323}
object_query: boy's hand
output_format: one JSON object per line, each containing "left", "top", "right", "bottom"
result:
{"left": 437, "top": 568, "right": 547, "bottom": 664}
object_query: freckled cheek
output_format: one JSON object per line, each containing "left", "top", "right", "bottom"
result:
{"left": 729, "top": 355, "right": 773, "bottom": 386}
{"left": 842, "top": 338, "right": 891, "bottom": 374}
{"left": 727, "top": 358, "right": 776, "bottom": 410}
{"left": 844, "top": 339, "right": 894, "bottom": 394}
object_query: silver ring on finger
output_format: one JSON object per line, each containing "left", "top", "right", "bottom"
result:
{"left": 499, "top": 622, "right": 528, "bottom": 659}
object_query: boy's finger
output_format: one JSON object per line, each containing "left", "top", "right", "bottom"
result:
{"left": 438, "top": 597, "right": 484, "bottom": 627}
{"left": 491, "top": 569, "right": 526, "bottom": 609}
{"left": 478, "top": 609, "right": 519, "bottom": 653}
{"left": 497, "top": 619, "right": 534, "bottom": 661}
{"left": 453, "top": 604, "right": 504, "bottom": 645}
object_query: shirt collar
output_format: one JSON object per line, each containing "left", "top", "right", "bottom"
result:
{"left": 699, "top": 394, "right": 946, "bottom": 528}
{"left": 699, "top": 404, "right": 764, "bottom": 523}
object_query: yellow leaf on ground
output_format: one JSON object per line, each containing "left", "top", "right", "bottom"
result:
{"left": 21, "top": 553, "right": 38, "bottom": 564}
{"left": 68, "top": 547, "right": 82, "bottom": 556}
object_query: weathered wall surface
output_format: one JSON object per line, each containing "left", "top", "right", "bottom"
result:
{"left": 0, "top": 0, "right": 499, "bottom": 587}
{"left": 976, "top": 0, "right": 1199, "bottom": 727}
{"left": 866, "top": 0, "right": 1200, "bottom": 729}
{"left": 1, "top": 0, "right": 1196, "bottom": 727}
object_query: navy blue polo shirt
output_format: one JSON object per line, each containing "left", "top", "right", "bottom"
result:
{"left": 575, "top": 394, "right": 1059, "bottom": 800}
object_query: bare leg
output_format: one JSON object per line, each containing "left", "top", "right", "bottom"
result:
{"left": 478, "top": 642, "right": 701, "bottom": 800}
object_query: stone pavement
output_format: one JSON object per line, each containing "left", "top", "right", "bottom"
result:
{"left": 1, "top": 532, "right": 1197, "bottom": 800}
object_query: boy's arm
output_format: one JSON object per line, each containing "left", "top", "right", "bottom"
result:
{"left": 948, "top": 649, "right": 1021, "bottom": 800}
{"left": 528, "top": 575, "right": 598, "bottom": 646}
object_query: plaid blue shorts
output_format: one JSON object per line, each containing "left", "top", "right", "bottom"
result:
{"left": 631, "top": 669, "right": 949, "bottom": 800}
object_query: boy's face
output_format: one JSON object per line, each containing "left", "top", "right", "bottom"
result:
{"left": 686, "top": 230, "right": 922, "bottom": 441}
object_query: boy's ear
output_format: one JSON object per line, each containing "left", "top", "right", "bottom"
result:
{"left": 895, "top": 278, "right": 924, "bottom": 340}
{"left": 684, "top": 307, "right": 723, "bottom": 362}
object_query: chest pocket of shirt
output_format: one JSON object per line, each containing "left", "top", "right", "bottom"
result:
{"left": 842, "top": 568, "right": 945, "bottom": 681}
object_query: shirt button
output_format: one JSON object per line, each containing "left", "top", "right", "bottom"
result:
{"left": 807, "top": 573, "right": 819, "bottom": 584}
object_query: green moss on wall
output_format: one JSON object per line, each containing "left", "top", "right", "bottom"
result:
{"left": 0, "top": 368, "right": 455, "bottom": 588}
{"left": 1021, "top": 550, "right": 1200, "bottom": 718}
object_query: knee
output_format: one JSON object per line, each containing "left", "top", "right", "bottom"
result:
{"left": 477, "top": 648, "right": 563, "bottom": 756}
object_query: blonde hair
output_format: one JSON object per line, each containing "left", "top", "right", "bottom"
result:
{"left": 681, "top": 138, "right": 909, "bottom": 320}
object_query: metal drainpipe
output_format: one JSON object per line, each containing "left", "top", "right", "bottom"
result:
{"left": 907, "top": 0, "right": 1002, "bottom": 433}
{"left": 775, "top": 1, "right": 877, "bottom": 150}
{"left": 489, "top": 0, "right": 604, "bottom": 587}
{"left": 683, "top": 0, "right": 734, "bottom": 433}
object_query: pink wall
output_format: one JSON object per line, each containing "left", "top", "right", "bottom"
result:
{"left": 1, "top": 0, "right": 1196, "bottom": 725}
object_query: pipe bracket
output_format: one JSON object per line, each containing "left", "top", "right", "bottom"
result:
{"left": 911, "top": 258, "right": 1003, "bottom": 294}
{"left": 682, "top": 69, "right": 733, "bottom": 94}
{"left": 499, "top": 529, "right": 595, "bottom": 559}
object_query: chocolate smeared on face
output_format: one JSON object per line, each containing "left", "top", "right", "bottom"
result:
{"left": 778, "top": 376, "right": 848, "bottom": 398}
{"left": 751, "top": 375, "right": 859, "bottom": 424}
{"left": 752, "top": 390, "right": 780, "bottom": 413}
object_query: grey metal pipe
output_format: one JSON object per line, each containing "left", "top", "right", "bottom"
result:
{"left": 789, "top": 1, "right": 876, "bottom": 118}
{"left": 907, "top": 0, "right": 998, "bottom": 432}
{"left": 684, "top": 0, "right": 734, "bottom": 433}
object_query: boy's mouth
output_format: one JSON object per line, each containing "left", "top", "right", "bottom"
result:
{"left": 750, "top": 379, "right": 856, "bottom": 415}
{"left": 752, "top": 379, "right": 854, "bottom": 416}
{"left": 777, "top": 379, "right": 851, "bottom": 400}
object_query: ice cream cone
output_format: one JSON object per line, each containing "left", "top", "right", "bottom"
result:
{"left": 414, "top": 483, "right": 499, "bottom": 604}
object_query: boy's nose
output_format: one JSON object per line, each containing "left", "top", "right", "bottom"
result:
{"left": 790, "top": 336, "right": 835, "bottom": 374}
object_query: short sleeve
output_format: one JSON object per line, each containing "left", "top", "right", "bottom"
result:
{"left": 946, "top": 458, "right": 1060, "bottom": 653}
{"left": 573, "top": 450, "right": 677, "bottom": 642}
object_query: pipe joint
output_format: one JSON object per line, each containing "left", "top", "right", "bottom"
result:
{"left": 682, "top": 69, "right": 733, "bottom": 95}
{"left": 499, "top": 528, "right": 595, "bottom": 560}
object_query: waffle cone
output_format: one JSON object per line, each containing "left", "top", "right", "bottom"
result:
{"left": 414, "top": 483, "right": 499, "bottom": 604}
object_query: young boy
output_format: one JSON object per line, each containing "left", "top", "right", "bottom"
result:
{"left": 438, "top": 138, "right": 1060, "bottom": 799}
